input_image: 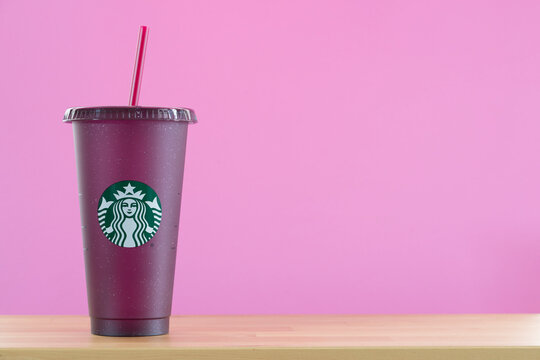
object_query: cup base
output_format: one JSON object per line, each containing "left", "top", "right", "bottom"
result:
{"left": 91, "top": 317, "right": 169, "bottom": 337}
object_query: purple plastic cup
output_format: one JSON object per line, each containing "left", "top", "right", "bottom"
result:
{"left": 64, "top": 107, "right": 196, "bottom": 336}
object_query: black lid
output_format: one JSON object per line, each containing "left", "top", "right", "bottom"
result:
{"left": 63, "top": 106, "right": 197, "bottom": 123}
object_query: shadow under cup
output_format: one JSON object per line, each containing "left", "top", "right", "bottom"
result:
{"left": 64, "top": 107, "right": 197, "bottom": 336}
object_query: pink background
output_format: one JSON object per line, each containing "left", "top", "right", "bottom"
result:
{"left": 2, "top": 0, "right": 540, "bottom": 314}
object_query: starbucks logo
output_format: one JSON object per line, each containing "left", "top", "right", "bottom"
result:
{"left": 97, "top": 180, "right": 162, "bottom": 248}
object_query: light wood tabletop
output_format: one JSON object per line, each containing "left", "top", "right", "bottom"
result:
{"left": 1, "top": 314, "right": 540, "bottom": 359}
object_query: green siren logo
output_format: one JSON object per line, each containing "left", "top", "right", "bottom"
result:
{"left": 98, "top": 180, "right": 162, "bottom": 247}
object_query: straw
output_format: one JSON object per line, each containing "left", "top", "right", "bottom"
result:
{"left": 129, "top": 26, "right": 149, "bottom": 106}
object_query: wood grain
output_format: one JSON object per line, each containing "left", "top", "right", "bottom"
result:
{"left": 1, "top": 314, "right": 540, "bottom": 359}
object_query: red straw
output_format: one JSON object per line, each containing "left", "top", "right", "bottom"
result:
{"left": 129, "top": 26, "right": 149, "bottom": 106}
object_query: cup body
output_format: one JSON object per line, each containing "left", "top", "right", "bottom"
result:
{"left": 66, "top": 107, "right": 195, "bottom": 336}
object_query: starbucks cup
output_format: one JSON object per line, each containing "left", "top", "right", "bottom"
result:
{"left": 64, "top": 106, "right": 196, "bottom": 336}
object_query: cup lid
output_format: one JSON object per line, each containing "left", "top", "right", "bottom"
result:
{"left": 63, "top": 106, "right": 197, "bottom": 123}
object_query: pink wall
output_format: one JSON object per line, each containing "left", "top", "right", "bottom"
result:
{"left": 2, "top": 0, "right": 540, "bottom": 314}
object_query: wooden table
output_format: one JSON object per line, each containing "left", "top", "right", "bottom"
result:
{"left": 1, "top": 314, "right": 540, "bottom": 359}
